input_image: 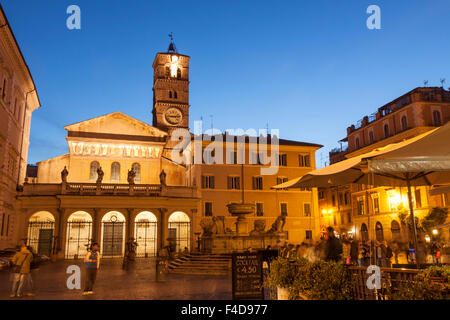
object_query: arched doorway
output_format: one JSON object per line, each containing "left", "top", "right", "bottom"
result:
{"left": 391, "top": 220, "right": 401, "bottom": 242}
{"left": 360, "top": 223, "right": 369, "bottom": 242}
{"left": 101, "top": 211, "right": 126, "bottom": 258}
{"left": 134, "top": 211, "right": 157, "bottom": 258}
{"left": 27, "top": 211, "right": 55, "bottom": 256}
{"left": 375, "top": 222, "right": 384, "bottom": 241}
{"left": 168, "top": 211, "right": 190, "bottom": 253}
{"left": 65, "top": 211, "right": 92, "bottom": 259}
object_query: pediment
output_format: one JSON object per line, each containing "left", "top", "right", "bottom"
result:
{"left": 64, "top": 111, "right": 167, "bottom": 138}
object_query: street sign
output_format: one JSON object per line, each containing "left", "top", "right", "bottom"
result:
{"left": 232, "top": 252, "right": 264, "bottom": 300}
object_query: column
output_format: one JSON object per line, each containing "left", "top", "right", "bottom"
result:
{"left": 126, "top": 208, "right": 133, "bottom": 241}
{"left": 55, "top": 208, "right": 65, "bottom": 259}
{"left": 158, "top": 208, "right": 168, "bottom": 252}
{"left": 91, "top": 208, "right": 99, "bottom": 243}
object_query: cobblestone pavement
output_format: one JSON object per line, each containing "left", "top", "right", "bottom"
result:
{"left": 0, "top": 259, "right": 232, "bottom": 300}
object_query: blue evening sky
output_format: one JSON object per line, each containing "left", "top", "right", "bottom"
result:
{"left": 2, "top": 0, "right": 449, "bottom": 167}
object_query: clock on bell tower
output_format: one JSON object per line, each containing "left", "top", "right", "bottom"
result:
{"left": 152, "top": 36, "right": 190, "bottom": 133}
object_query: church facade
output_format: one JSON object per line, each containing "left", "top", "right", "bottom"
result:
{"left": 14, "top": 43, "right": 322, "bottom": 259}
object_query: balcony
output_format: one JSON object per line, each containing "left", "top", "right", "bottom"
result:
{"left": 19, "top": 182, "right": 199, "bottom": 198}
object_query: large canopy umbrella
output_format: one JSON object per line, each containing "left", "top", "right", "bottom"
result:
{"left": 273, "top": 122, "right": 450, "bottom": 267}
{"left": 367, "top": 122, "right": 450, "bottom": 267}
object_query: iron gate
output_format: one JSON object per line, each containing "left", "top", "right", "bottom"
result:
{"left": 102, "top": 222, "right": 124, "bottom": 257}
{"left": 65, "top": 221, "right": 92, "bottom": 259}
{"left": 167, "top": 221, "right": 190, "bottom": 252}
{"left": 134, "top": 221, "right": 157, "bottom": 257}
{"left": 27, "top": 221, "right": 55, "bottom": 256}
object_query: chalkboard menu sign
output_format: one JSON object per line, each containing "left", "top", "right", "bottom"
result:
{"left": 232, "top": 252, "right": 264, "bottom": 300}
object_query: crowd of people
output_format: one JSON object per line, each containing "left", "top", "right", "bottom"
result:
{"left": 271, "top": 226, "right": 444, "bottom": 267}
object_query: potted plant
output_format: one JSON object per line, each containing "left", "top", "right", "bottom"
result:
{"left": 265, "top": 257, "right": 298, "bottom": 300}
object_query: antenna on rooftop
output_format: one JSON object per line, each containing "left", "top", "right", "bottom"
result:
{"left": 440, "top": 78, "right": 446, "bottom": 88}
{"left": 423, "top": 80, "right": 428, "bottom": 87}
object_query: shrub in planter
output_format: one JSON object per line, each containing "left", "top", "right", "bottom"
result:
{"left": 289, "top": 260, "right": 355, "bottom": 300}
{"left": 388, "top": 265, "right": 450, "bottom": 300}
{"left": 265, "top": 257, "right": 299, "bottom": 288}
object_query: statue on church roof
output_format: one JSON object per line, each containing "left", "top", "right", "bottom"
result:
{"left": 127, "top": 168, "right": 136, "bottom": 185}
{"left": 61, "top": 166, "right": 68, "bottom": 183}
{"left": 159, "top": 169, "right": 167, "bottom": 186}
{"left": 96, "top": 166, "right": 104, "bottom": 184}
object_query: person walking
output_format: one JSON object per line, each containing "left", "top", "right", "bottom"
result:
{"left": 325, "top": 227, "right": 343, "bottom": 262}
{"left": 350, "top": 239, "right": 359, "bottom": 266}
{"left": 342, "top": 239, "right": 351, "bottom": 265}
{"left": 23, "top": 246, "right": 38, "bottom": 297}
{"left": 384, "top": 241, "right": 393, "bottom": 268}
{"left": 10, "top": 245, "right": 33, "bottom": 298}
{"left": 376, "top": 241, "right": 386, "bottom": 267}
{"left": 83, "top": 242, "right": 101, "bottom": 296}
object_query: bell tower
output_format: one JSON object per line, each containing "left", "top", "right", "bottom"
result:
{"left": 152, "top": 35, "right": 190, "bottom": 133}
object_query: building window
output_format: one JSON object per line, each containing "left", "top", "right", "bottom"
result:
{"left": 132, "top": 163, "right": 141, "bottom": 181}
{"left": 304, "top": 203, "right": 311, "bottom": 217}
{"left": 372, "top": 194, "right": 380, "bottom": 213}
{"left": 201, "top": 175, "right": 215, "bottom": 189}
{"left": 433, "top": 110, "right": 442, "bottom": 126}
{"left": 391, "top": 220, "right": 401, "bottom": 241}
{"left": 375, "top": 222, "right": 384, "bottom": 241}
{"left": 361, "top": 223, "right": 368, "bottom": 241}
{"left": 415, "top": 189, "right": 422, "bottom": 208}
{"left": 169, "top": 91, "right": 172, "bottom": 99}
{"left": 344, "top": 192, "right": 350, "bottom": 205}
{"left": 299, "top": 154, "right": 310, "bottom": 167}
{"left": 357, "top": 197, "right": 365, "bottom": 215}
{"left": 256, "top": 203, "right": 264, "bottom": 216}
{"left": 384, "top": 124, "right": 390, "bottom": 138}
{"left": 174, "top": 91, "right": 178, "bottom": 99}
{"left": 338, "top": 193, "right": 343, "bottom": 206}
{"left": 331, "top": 194, "right": 336, "bottom": 206}
{"left": 369, "top": 131, "right": 374, "bottom": 144}
{"left": 305, "top": 230, "right": 312, "bottom": 240}
{"left": 89, "top": 161, "right": 100, "bottom": 181}
{"left": 280, "top": 203, "right": 288, "bottom": 216}
{"left": 318, "top": 190, "right": 325, "bottom": 199}
{"left": 279, "top": 154, "right": 287, "bottom": 166}
{"left": 111, "top": 162, "right": 120, "bottom": 181}
{"left": 401, "top": 116, "right": 408, "bottom": 131}
{"left": 252, "top": 176, "right": 263, "bottom": 190}
{"left": 227, "top": 176, "right": 240, "bottom": 190}
{"left": 355, "top": 137, "right": 360, "bottom": 149}
{"left": 165, "top": 66, "right": 170, "bottom": 77}
{"left": 204, "top": 202, "right": 213, "bottom": 216}
{"left": 177, "top": 68, "right": 181, "bottom": 79}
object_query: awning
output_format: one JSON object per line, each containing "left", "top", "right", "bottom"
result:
{"left": 368, "top": 122, "right": 450, "bottom": 173}
{"left": 272, "top": 129, "right": 438, "bottom": 189}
